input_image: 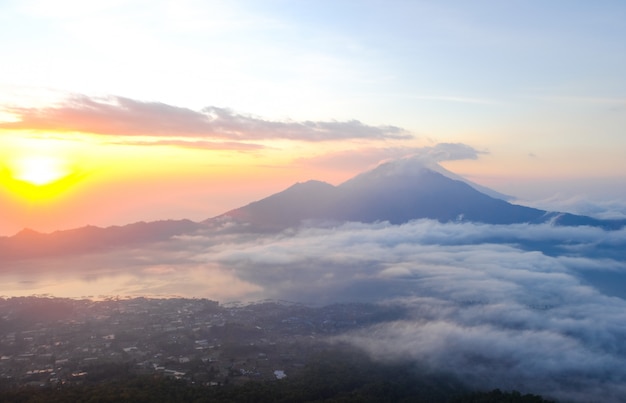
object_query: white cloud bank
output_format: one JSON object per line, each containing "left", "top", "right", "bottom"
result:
{"left": 3, "top": 219, "right": 626, "bottom": 401}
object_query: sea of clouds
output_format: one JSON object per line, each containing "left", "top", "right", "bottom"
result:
{"left": 4, "top": 219, "right": 626, "bottom": 401}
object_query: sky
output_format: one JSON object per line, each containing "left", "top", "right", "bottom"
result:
{"left": 1, "top": 0, "right": 626, "bottom": 235}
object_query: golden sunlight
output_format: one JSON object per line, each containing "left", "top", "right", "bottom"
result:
{"left": 12, "top": 155, "right": 70, "bottom": 186}
{"left": 1, "top": 154, "right": 82, "bottom": 202}
{"left": 0, "top": 134, "right": 90, "bottom": 202}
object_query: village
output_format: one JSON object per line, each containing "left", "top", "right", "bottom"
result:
{"left": 0, "top": 296, "right": 404, "bottom": 388}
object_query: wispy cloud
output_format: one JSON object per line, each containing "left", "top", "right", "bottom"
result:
{"left": 424, "top": 142, "right": 487, "bottom": 161}
{"left": 519, "top": 194, "right": 626, "bottom": 220}
{"left": 525, "top": 94, "right": 626, "bottom": 109}
{"left": 0, "top": 94, "right": 413, "bottom": 143}
{"left": 117, "top": 139, "right": 266, "bottom": 151}
{"left": 407, "top": 95, "right": 499, "bottom": 105}
{"left": 544, "top": 95, "right": 626, "bottom": 105}
{"left": 296, "top": 143, "right": 487, "bottom": 171}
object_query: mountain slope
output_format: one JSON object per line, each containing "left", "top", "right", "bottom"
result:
{"left": 224, "top": 180, "right": 338, "bottom": 229}
{"left": 335, "top": 168, "right": 546, "bottom": 224}
{"left": 219, "top": 158, "right": 625, "bottom": 229}
{"left": 0, "top": 219, "right": 201, "bottom": 262}
{"left": 4, "top": 157, "right": 624, "bottom": 262}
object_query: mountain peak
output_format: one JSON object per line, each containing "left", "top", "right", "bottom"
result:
{"left": 343, "top": 155, "right": 512, "bottom": 201}
{"left": 216, "top": 156, "right": 542, "bottom": 228}
{"left": 344, "top": 155, "right": 435, "bottom": 183}
{"left": 218, "top": 179, "right": 337, "bottom": 229}
{"left": 369, "top": 155, "right": 436, "bottom": 175}
{"left": 285, "top": 180, "right": 335, "bottom": 191}
{"left": 214, "top": 156, "right": 625, "bottom": 230}
{"left": 13, "top": 228, "right": 43, "bottom": 238}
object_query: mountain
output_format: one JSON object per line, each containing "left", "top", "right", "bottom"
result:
{"left": 0, "top": 219, "right": 202, "bottom": 262}
{"left": 390, "top": 157, "right": 513, "bottom": 201}
{"left": 223, "top": 180, "right": 338, "bottom": 229}
{"left": 218, "top": 157, "right": 626, "bottom": 230}
{"left": 3, "top": 157, "right": 624, "bottom": 262}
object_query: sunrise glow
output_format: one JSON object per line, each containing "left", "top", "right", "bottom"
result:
{"left": 0, "top": 1, "right": 623, "bottom": 237}
{"left": 11, "top": 155, "right": 70, "bottom": 186}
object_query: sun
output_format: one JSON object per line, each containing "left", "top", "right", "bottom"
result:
{"left": 1, "top": 154, "right": 81, "bottom": 202}
{"left": 0, "top": 135, "right": 92, "bottom": 203}
{"left": 12, "top": 155, "right": 71, "bottom": 186}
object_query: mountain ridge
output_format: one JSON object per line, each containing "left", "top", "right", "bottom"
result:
{"left": 218, "top": 158, "right": 626, "bottom": 230}
{"left": 0, "top": 219, "right": 201, "bottom": 262}
{"left": 2, "top": 158, "right": 624, "bottom": 261}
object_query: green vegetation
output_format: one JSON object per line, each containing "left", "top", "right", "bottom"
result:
{"left": 451, "top": 389, "right": 555, "bottom": 403}
{"left": 0, "top": 347, "right": 554, "bottom": 403}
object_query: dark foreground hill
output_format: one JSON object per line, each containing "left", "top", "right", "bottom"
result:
{"left": 0, "top": 369, "right": 553, "bottom": 403}
{"left": 0, "top": 347, "right": 554, "bottom": 403}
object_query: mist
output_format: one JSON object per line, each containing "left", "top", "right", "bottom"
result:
{"left": 3, "top": 218, "right": 626, "bottom": 400}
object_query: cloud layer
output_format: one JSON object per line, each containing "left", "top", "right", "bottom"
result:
{"left": 3, "top": 219, "right": 626, "bottom": 401}
{"left": 0, "top": 95, "right": 412, "bottom": 142}
{"left": 294, "top": 143, "right": 488, "bottom": 179}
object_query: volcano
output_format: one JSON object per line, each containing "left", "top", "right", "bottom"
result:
{"left": 219, "top": 157, "right": 625, "bottom": 230}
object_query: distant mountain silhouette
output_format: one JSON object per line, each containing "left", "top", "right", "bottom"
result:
{"left": 218, "top": 157, "right": 626, "bottom": 230}
{"left": 0, "top": 220, "right": 201, "bottom": 262}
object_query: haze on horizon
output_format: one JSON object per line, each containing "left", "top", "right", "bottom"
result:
{"left": 1, "top": 0, "right": 625, "bottom": 236}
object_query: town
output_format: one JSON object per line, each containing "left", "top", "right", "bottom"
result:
{"left": 0, "top": 296, "right": 405, "bottom": 389}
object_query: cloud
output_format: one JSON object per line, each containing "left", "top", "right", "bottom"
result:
{"left": 532, "top": 94, "right": 626, "bottom": 107}
{"left": 520, "top": 194, "right": 626, "bottom": 220}
{"left": 426, "top": 142, "right": 486, "bottom": 161}
{"left": 409, "top": 95, "right": 499, "bottom": 105}
{"left": 1, "top": 242, "right": 263, "bottom": 301}
{"left": 3, "top": 219, "right": 626, "bottom": 401}
{"left": 199, "top": 221, "right": 626, "bottom": 401}
{"left": 117, "top": 139, "right": 266, "bottom": 151}
{"left": 296, "top": 143, "right": 486, "bottom": 172}
{"left": 0, "top": 94, "right": 412, "bottom": 142}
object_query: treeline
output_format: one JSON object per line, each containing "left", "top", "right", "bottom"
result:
{"left": 0, "top": 348, "right": 554, "bottom": 403}
{"left": 0, "top": 379, "right": 553, "bottom": 403}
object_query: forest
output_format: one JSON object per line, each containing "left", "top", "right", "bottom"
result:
{"left": 0, "top": 347, "right": 553, "bottom": 402}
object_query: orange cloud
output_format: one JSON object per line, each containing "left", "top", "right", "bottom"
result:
{"left": 1, "top": 94, "right": 413, "bottom": 143}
